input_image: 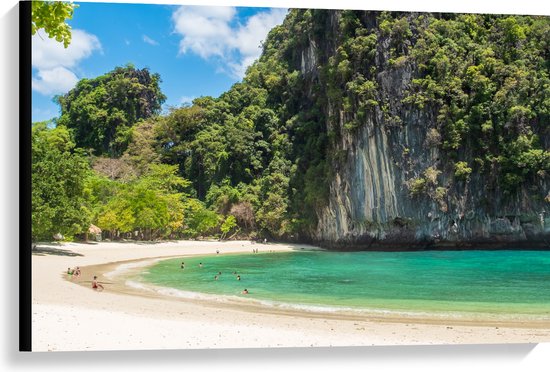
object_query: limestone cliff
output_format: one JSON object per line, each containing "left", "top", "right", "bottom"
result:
{"left": 280, "top": 10, "right": 550, "bottom": 249}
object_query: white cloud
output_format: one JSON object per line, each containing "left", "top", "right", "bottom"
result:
{"left": 234, "top": 9, "right": 287, "bottom": 57}
{"left": 173, "top": 6, "right": 235, "bottom": 59}
{"left": 32, "top": 29, "right": 101, "bottom": 70}
{"left": 32, "top": 29, "right": 101, "bottom": 96}
{"left": 142, "top": 35, "right": 159, "bottom": 46}
{"left": 172, "top": 6, "right": 287, "bottom": 78}
{"left": 32, "top": 66, "right": 79, "bottom": 95}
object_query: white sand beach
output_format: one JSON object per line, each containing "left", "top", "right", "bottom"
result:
{"left": 31, "top": 240, "right": 550, "bottom": 352}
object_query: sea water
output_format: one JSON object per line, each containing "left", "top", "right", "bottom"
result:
{"left": 137, "top": 250, "right": 550, "bottom": 318}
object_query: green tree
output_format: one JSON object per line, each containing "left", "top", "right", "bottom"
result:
{"left": 220, "top": 215, "right": 238, "bottom": 240}
{"left": 31, "top": 1, "right": 77, "bottom": 48}
{"left": 57, "top": 65, "right": 166, "bottom": 157}
{"left": 255, "top": 156, "right": 291, "bottom": 237}
{"left": 205, "top": 182, "right": 242, "bottom": 214}
{"left": 94, "top": 163, "right": 193, "bottom": 239}
{"left": 182, "top": 199, "right": 220, "bottom": 237}
{"left": 32, "top": 123, "right": 91, "bottom": 240}
{"left": 124, "top": 119, "right": 162, "bottom": 175}
{"left": 96, "top": 196, "right": 135, "bottom": 237}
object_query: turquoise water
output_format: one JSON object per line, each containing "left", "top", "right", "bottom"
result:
{"left": 138, "top": 250, "right": 550, "bottom": 318}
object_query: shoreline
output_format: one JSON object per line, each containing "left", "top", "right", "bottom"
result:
{"left": 32, "top": 240, "right": 550, "bottom": 351}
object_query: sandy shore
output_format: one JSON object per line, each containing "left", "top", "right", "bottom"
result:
{"left": 31, "top": 240, "right": 550, "bottom": 352}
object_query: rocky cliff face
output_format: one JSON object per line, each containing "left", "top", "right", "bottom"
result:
{"left": 291, "top": 10, "right": 550, "bottom": 249}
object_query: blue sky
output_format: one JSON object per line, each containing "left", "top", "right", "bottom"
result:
{"left": 31, "top": 2, "right": 288, "bottom": 122}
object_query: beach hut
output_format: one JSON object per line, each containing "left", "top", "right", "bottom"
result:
{"left": 88, "top": 224, "right": 102, "bottom": 241}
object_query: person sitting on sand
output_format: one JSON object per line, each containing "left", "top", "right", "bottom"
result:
{"left": 92, "top": 276, "right": 104, "bottom": 291}
{"left": 74, "top": 267, "right": 81, "bottom": 278}
{"left": 242, "top": 289, "right": 249, "bottom": 294}
{"left": 67, "top": 267, "right": 74, "bottom": 278}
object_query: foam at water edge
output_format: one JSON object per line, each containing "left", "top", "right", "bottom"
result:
{"left": 260, "top": 300, "right": 550, "bottom": 321}
{"left": 105, "top": 259, "right": 161, "bottom": 279}
{"left": 125, "top": 280, "right": 243, "bottom": 302}
{"left": 252, "top": 298, "right": 468, "bottom": 319}
{"left": 124, "top": 280, "right": 549, "bottom": 322}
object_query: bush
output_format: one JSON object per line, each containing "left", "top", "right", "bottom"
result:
{"left": 425, "top": 128, "right": 442, "bottom": 147}
{"left": 454, "top": 161, "right": 472, "bottom": 180}
{"left": 408, "top": 177, "right": 427, "bottom": 196}
{"left": 424, "top": 166, "right": 441, "bottom": 185}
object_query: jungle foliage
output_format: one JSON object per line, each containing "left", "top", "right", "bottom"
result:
{"left": 32, "top": 10, "right": 550, "bottom": 241}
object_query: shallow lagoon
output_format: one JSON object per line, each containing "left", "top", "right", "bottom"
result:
{"left": 139, "top": 250, "right": 550, "bottom": 318}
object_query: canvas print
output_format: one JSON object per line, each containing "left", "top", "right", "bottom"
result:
{"left": 25, "top": 0, "right": 550, "bottom": 351}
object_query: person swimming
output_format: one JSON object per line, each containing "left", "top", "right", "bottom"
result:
{"left": 236, "top": 275, "right": 241, "bottom": 281}
{"left": 199, "top": 263, "right": 203, "bottom": 268}
{"left": 180, "top": 262, "right": 185, "bottom": 269}
{"left": 241, "top": 289, "right": 249, "bottom": 294}
{"left": 214, "top": 275, "right": 219, "bottom": 280}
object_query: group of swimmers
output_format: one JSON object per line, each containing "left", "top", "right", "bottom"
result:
{"left": 179, "top": 260, "right": 248, "bottom": 294}
{"left": 180, "top": 261, "right": 206, "bottom": 269}
{"left": 213, "top": 271, "right": 241, "bottom": 281}
{"left": 67, "top": 266, "right": 81, "bottom": 278}
{"left": 67, "top": 266, "right": 104, "bottom": 291}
